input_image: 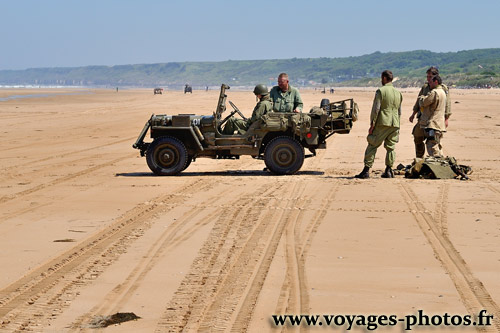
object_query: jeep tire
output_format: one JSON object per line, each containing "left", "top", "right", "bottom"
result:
{"left": 182, "top": 155, "right": 193, "bottom": 171}
{"left": 146, "top": 136, "right": 188, "bottom": 175}
{"left": 264, "top": 136, "right": 304, "bottom": 175}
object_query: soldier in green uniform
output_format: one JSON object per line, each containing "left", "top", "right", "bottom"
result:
{"left": 355, "top": 70, "right": 403, "bottom": 179}
{"left": 221, "top": 84, "right": 273, "bottom": 135}
{"left": 309, "top": 98, "right": 330, "bottom": 115}
{"left": 269, "top": 73, "right": 303, "bottom": 113}
{"left": 418, "top": 75, "right": 447, "bottom": 157}
{"left": 409, "top": 67, "right": 451, "bottom": 158}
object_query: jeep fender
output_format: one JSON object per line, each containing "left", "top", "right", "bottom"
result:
{"left": 151, "top": 127, "right": 203, "bottom": 154}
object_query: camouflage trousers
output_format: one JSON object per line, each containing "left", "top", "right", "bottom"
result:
{"left": 221, "top": 117, "right": 248, "bottom": 135}
{"left": 412, "top": 123, "right": 426, "bottom": 158}
{"left": 424, "top": 129, "right": 443, "bottom": 157}
{"left": 363, "top": 125, "right": 399, "bottom": 168}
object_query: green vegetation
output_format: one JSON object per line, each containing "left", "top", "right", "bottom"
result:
{"left": 1, "top": 49, "right": 499, "bottom": 88}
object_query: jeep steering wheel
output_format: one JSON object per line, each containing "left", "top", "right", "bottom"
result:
{"left": 229, "top": 101, "right": 247, "bottom": 121}
{"left": 219, "top": 109, "right": 238, "bottom": 126}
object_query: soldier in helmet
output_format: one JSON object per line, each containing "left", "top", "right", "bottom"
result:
{"left": 309, "top": 98, "right": 330, "bottom": 115}
{"left": 409, "top": 66, "right": 451, "bottom": 158}
{"left": 270, "top": 73, "right": 303, "bottom": 113}
{"left": 221, "top": 84, "right": 273, "bottom": 135}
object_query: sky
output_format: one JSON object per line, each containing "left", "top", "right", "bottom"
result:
{"left": 1, "top": 0, "right": 499, "bottom": 70}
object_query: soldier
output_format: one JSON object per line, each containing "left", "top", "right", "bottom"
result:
{"left": 355, "top": 70, "right": 403, "bottom": 179}
{"left": 418, "top": 75, "right": 447, "bottom": 157}
{"left": 309, "top": 98, "right": 330, "bottom": 115}
{"left": 269, "top": 73, "right": 303, "bottom": 113}
{"left": 409, "top": 67, "right": 451, "bottom": 158}
{"left": 221, "top": 84, "right": 273, "bottom": 135}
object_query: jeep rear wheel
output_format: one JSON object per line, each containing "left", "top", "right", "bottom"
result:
{"left": 146, "top": 137, "right": 187, "bottom": 175}
{"left": 264, "top": 136, "right": 304, "bottom": 175}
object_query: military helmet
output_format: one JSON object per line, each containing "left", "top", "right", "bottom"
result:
{"left": 320, "top": 98, "right": 330, "bottom": 108}
{"left": 253, "top": 84, "right": 269, "bottom": 96}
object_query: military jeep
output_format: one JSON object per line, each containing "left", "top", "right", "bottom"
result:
{"left": 133, "top": 84, "right": 356, "bottom": 175}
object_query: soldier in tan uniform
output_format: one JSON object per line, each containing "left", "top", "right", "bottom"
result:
{"left": 409, "top": 67, "right": 451, "bottom": 157}
{"left": 418, "top": 75, "right": 447, "bottom": 156}
{"left": 355, "top": 70, "right": 403, "bottom": 179}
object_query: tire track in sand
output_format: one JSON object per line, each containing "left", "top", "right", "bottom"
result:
{"left": 0, "top": 154, "right": 135, "bottom": 206}
{"left": 154, "top": 180, "right": 302, "bottom": 332}
{"left": 0, "top": 156, "right": 263, "bottom": 331}
{"left": 271, "top": 182, "right": 340, "bottom": 333}
{"left": 0, "top": 178, "right": 214, "bottom": 331}
{"left": 434, "top": 183, "right": 450, "bottom": 236}
{"left": 485, "top": 184, "right": 500, "bottom": 204}
{"left": 398, "top": 181, "right": 500, "bottom": 332}
{"left": 246, "top": 147, "right": 338, "bottom": 332}
{"left": 220, "top": 181, "right": 308, "bottom": 333}
{"left": 266, "top": 151, "right": 338, "bottom": 330}
{"left": 0, "top": 136, "right": 136, "bottom": 175}
{"left": 67, "top": 184, "right": 235, "bottom": 330}
{"left": 454, "top": 129, "right": 500, "bottom": 155}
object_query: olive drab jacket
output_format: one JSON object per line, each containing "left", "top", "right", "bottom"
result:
{"left": 413, "top": 83, "right": 451, "bottom": 120}
{"left": 370, "top": 83, "right": 403, "bottom": 128}
{"left": 269, "top": 85, "right": 303, "bottom": 113}
{"left": 418, "top": 85, "right": 447, "bottom": 132}
{"left": 247, "top": 95, "right": 273, "bottom": 126}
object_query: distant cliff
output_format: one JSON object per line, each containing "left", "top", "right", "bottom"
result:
{"left": 1, "top": 49, "right": 499, "bottom": 88}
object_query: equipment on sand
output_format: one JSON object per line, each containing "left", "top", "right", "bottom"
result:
{"left": 404, "top": 156, "right": 472, "bottom": 180}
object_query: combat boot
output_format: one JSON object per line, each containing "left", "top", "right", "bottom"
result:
{"left": 381, "top": 165, "right": 394, "bottom": 178}
{"left": 354, "top": 166, "right": 370, "bottom": 179}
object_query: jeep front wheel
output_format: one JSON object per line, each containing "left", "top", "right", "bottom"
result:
{"left": 264, "top": 136, "right": 304, "bottom": 175}
{"left": 182, "top": 155, "right": 193, "bottom": 171}
{"left": 146, "top": 137, "right": 187, "bottom": 175}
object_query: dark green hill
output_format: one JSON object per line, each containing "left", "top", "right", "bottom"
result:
{"left": 1, "top": 48, "right": 499, "bottom": 88}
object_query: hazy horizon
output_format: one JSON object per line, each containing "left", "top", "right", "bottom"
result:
{"left": 2, "top": 0, "right": 499, "bottom": 70}
{"left": 3, "top": 48, "right": 499, "bottom": 72}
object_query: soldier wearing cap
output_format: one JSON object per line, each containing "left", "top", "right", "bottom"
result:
{"left": 270, "top": 73, "right": 303, "bottom": 113}
{"left": 409, "top": 67, "right": 451, "bottom": 158}
{"left": 418, "top": 75, "right": 447, "bottom": 157}
{"left": 221, "top": 84, "right": 273, "bottom": 135}
{"left": 355, "top": 70, "right": 403, "bottom": 179}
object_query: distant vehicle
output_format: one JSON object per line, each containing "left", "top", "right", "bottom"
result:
{"left": 184, "top": 84, "right": 192, "bottom": 94}
{"left": 133, "top": 84, "right": 357, "bottom": 175}
{"left": 154, "top": 88, "right": 163, "bottom": 95}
